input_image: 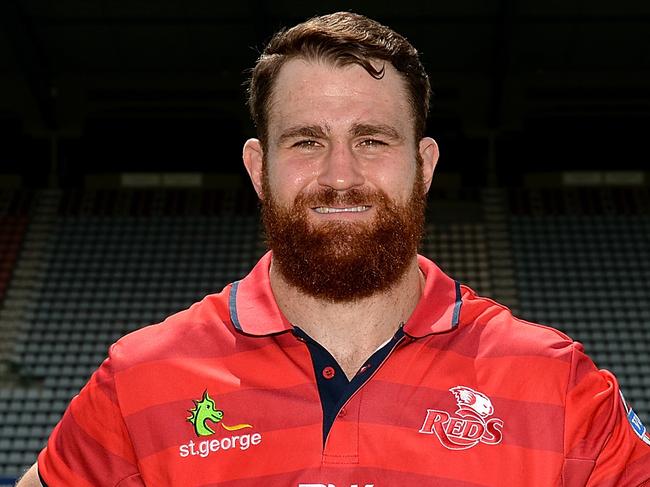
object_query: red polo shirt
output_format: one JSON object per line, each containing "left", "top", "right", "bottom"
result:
{"left": 38, "top": 252, "right": 650, "bottom": 486}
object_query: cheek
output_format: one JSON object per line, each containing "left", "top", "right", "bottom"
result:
{"left": 374, "top": 165, "right": 418, "bottom": 200}
{"left": 267, "top": 158, "right": 320, "bottom": 200}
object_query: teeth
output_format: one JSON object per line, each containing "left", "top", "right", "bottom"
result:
{"left": 314, "top": 206, "right": 369, "bottom": 214}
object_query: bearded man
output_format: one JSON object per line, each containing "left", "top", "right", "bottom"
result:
{"left": 18, "top": 11, "right": 650, "bottom": 487}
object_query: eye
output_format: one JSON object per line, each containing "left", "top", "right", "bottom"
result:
{"left": 292, "top": 139, "right": 320, "bottom": 149}
{"left": 359, "top": 139, "right": 387, "bottom": 148}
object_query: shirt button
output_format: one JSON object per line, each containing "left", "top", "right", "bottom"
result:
{"left": 359, "top": 364, "right": 371, "bottom": 374}
{"left": 322, "top": 366, "right": 336, "bottom": 379}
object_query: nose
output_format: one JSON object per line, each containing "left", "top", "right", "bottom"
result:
{"left": 317, "top": 142, "right": 365, "bottom": 191}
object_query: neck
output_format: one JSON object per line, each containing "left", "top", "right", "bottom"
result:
{"left": 270, "top": 256, "right": 424, "bottom": 379}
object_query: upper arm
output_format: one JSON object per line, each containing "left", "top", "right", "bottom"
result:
{"left": 15, "top": 463, "right": 42, "bottom": 487}
{"left": 37, "top": 350, "right": 142, "bottom": 486}
{"left": 563, "top": 344, "right": 650, "bottom": 486}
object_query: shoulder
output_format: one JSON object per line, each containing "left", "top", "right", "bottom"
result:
{"left": 457, "top": 284, "right": 576, "bottom": 359}
{"left": 108, "top": 284, "right": 239, "bottom": 369}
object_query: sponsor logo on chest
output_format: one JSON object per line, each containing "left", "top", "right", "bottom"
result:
{"left": 179, "top": 389, "right": 263, "bottom": 458}
{"left": 418, "top": 386, "right": 504, "bottom": 450}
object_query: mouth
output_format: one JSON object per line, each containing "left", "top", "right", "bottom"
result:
{"left": 312, "top": 206, "right": 371, "bottom": 214}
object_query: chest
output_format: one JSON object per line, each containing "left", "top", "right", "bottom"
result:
{"left": 116, "top": 338, "right": 567, "bottom": 486}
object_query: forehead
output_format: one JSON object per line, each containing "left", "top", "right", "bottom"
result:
{"left": 267, "top": 58, "right": 413, "bottom": 139}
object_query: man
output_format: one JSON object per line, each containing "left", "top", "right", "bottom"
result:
{"left": 18, "top": 11, "right": 650, "bottom": 487}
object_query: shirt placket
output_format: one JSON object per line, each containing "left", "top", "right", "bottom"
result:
{"left": 292, "top": 327, "right": 406, "bottom": 464}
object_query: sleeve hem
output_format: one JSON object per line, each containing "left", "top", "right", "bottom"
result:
{"left": 37, "top": 466, "right": 49, "bottom": 487}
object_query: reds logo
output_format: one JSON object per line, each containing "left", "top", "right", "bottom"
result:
{"left": 418, "top": 386, "right": 504, "bottom": 450}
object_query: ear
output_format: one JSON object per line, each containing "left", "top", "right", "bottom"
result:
{"left": 418, "top": 137, "right": 439, "bottom": 192}
{"left": 242, "top": 138, "right": 265, "bottom": 198}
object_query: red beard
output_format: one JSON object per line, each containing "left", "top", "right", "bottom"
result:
{"left": 261, "top": 165, "right": 426, "bottom": 302}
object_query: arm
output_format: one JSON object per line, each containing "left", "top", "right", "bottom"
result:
{"left": 36, "top": 347, "right": 142, "bottom": 486}
{"left": 15, "top": 463, "right": 42, "bottom": 487}
{"left": 563, "top": 343, "right": 650, "bottom": 486}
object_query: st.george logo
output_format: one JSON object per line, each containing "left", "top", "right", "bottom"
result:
{"left": 180, "top": 390, "right": 262, "bottom": 458}
{"left": 418, "top": 386, "right": 504, "bottom": 450}
{"left": 187, "top": 390, "right": 252, "bottom": 437}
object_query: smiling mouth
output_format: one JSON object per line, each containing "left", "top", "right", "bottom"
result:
{"left": 313, "top": 206, "right": 370, "bottom": 214}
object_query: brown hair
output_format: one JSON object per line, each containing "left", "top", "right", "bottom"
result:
{"left": 246, "top": 12, "right": 431, "bottom": 148}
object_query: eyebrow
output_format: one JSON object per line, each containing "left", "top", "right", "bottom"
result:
{"left": 349, "top": 123, "right": 403, "bottom": 141}
{"left": 278, "top": 124, "right": 329, "bottom": 144}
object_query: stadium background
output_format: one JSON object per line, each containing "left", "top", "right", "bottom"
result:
{"left": 0, "top": 0, "right": 649, "bottom": 483}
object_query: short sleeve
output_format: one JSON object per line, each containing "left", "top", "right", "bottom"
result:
{"left": 38, "top": 345, "right": 144, "bottom": 487}
{"left": 563, "top": 343, "right": 650, "bottom": 486}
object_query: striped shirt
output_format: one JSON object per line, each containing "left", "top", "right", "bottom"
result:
{"left": 38, "top": 252, "right": 650, "bottom": 486}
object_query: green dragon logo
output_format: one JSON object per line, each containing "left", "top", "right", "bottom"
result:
{"left": 187, "top": 390, "right": 252, "bottom": 437}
